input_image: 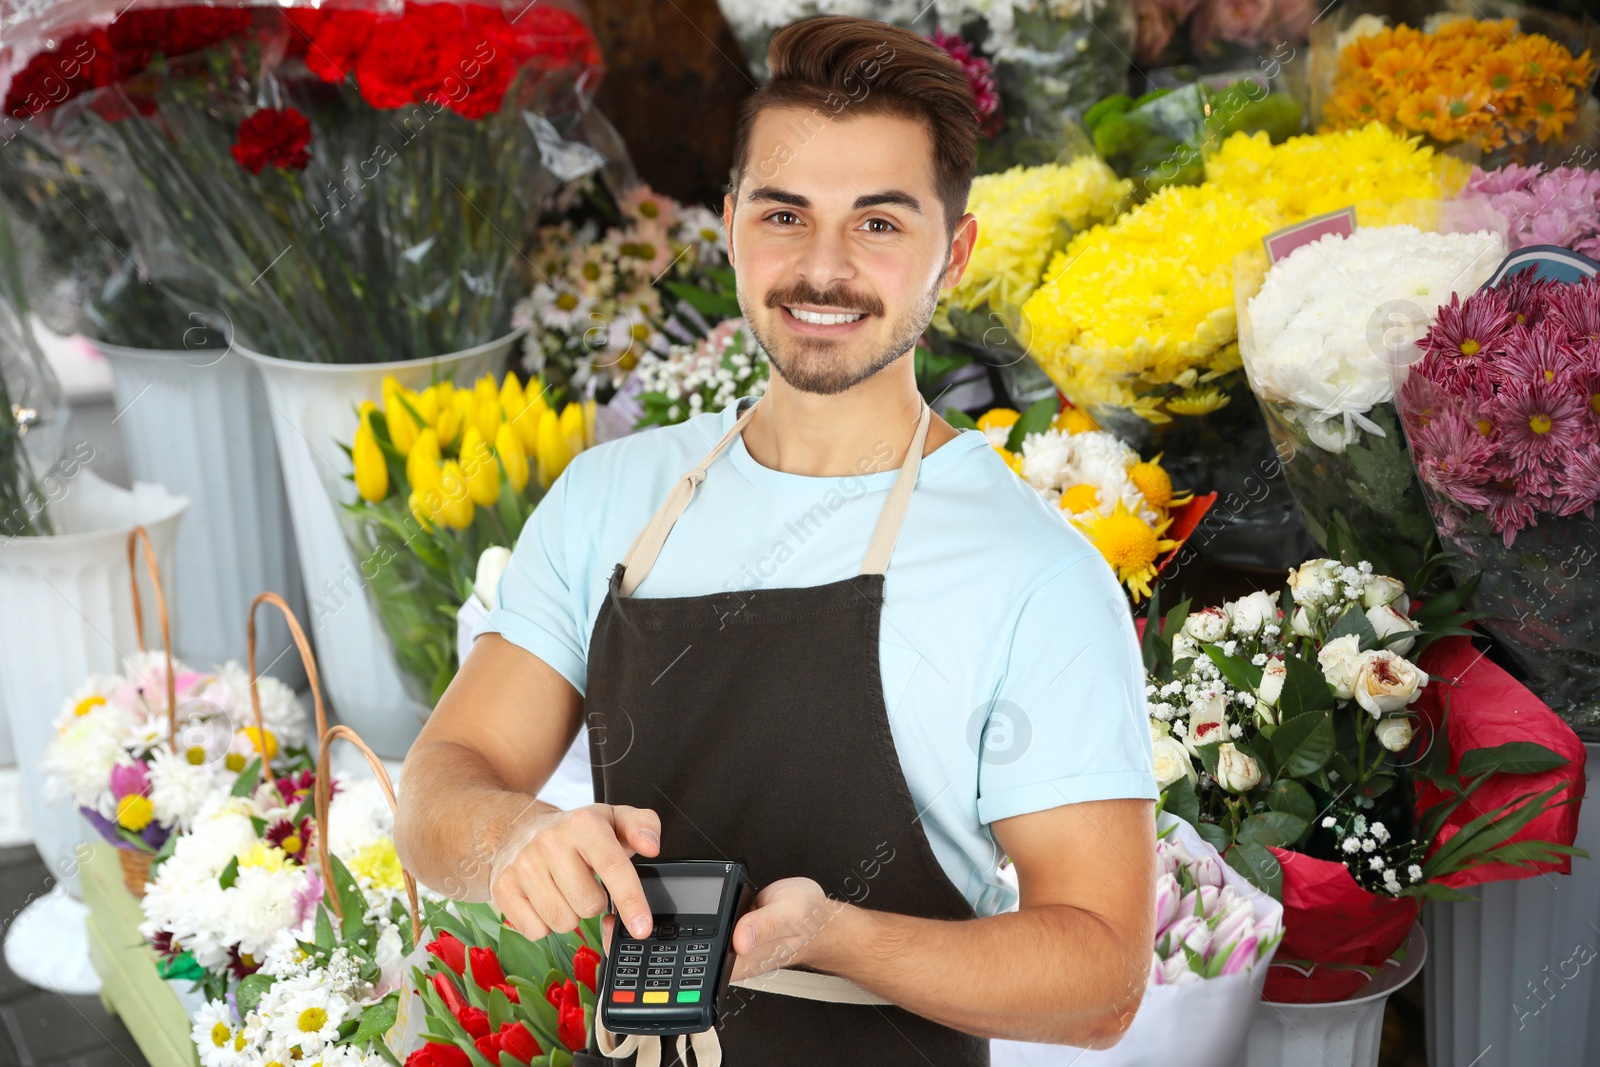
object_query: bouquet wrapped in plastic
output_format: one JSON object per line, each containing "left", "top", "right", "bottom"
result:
{"left": 1397, "top": 261, "right": 1600, "bottom": 736}
{"left": 3, "top": 0, "right": 621, "bottom": 364}
{"left": 1140, "top": 559, "right": 1586, "bottom": 1003}
{"left": 1234, "top": 204, "right": 1507, "bottom": 581}
{"left": 1133, "top": 0, "right": 1319, "bottom": 69}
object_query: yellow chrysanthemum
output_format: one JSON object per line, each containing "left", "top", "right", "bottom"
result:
{"left": 1059, "top": 484, "right": 1101, "bottom": 514}
{"left": 1072, "top": 502, "right": 1179, "bottom": 602}
{"left": 238, "top": 842, "right": 291, "bottom": 872}
{"left": 1052, "top": 407, "right": 1099, "bottom": 435}
{"left": 348, "top": 836, "right": 405, "bottom": 891}
{"left": 116, "top": 794, "right": 154, "bottom": 832}
{"left": 1129, "top": 460, "right": 1176, "bottom": 508}
{"left": 1166, "top": 388, "right": 1231, "bottom": 417}
{"left": 976, "top": 408, "right": 1020, "bottom": 433}
{"left": 993, "top": 446, "right": 1023, "bottom": 475}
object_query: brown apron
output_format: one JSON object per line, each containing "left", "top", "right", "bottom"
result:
{"left": 573, "top": 395, "right": 989, "bottom": 1067}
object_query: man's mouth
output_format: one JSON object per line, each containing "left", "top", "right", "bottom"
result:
{"left": 784, "top": 306, "right": 867, "bottom": 326}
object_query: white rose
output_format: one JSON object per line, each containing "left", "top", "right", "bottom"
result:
{"left": 1216, "top": 743, "right": 1262, "bottom": 793}
{"left": 1375, "top": 716, "right": 1415, "bottom": 752}
{"left": 1184, "top": 694, "right": 1230, "bottom": 757}
{"left": 1150, "top": 719, "right": 1171, "bottom": 741}
{"left": 1152, "top": 737, "right": 1199, "bottom": 789}
{"left": 1257, "top": 657, "right": 1287, "bottom": 705}
{"left": 1182, "top": 606, "right": 1230, "bottom": 643}
{"left": 1226, "top": 591, "right": 1278, "bottom": 636}
{"left": 473, "top": 546, "right": 513, "bottom": 611}
{"left": 1360, "top": 575, "right": 1407, "bottom": 609}
{"left": 1288, "top": 559, "right": 1341, "bottom": 607}
{"left": 1291, "top": 605, "right": 1316, "bottom": 637}
{"left": 1366, "top": 603, "right": 1420, "bottom": 656}
{"left": 1318, "top": 634, "right": 1363, "bottom": 699}
{"left": 1172, "top": 631, "right": 1201, "bottom": 661}
{"left": 1353, "top": 650, "right": 1428, "bottom": 717}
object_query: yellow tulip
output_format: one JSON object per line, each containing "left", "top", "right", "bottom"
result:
{"left": 435, "top": 403, "right": 463, "bottom": 450}
{"left": 536, "top": 407, "right": 573, "bottom": 488}
{"left": 459, "top": 426, "right": 500, "bottom": 506}
{"left": 353, "top": 410, "right": 389, "bottom": 503}
{"left": 408, "top": 489, "right": 434, "bottom": 531}
{"left": 582, "top": 398, "right": 597, "bottom": 449}
{"left": 513, "top": 383, "right": 549, "bottom": 455}
{"left": 382, "top": 377, "right": 419, "bottom": 454}
{"left": 559, "top": 401, "right": 586, "bottom": 458}
{"left": 499, "top": 374, "right": 526, "bottom": 425}
{"left": 412, "top": 385, "right": 440, "bottom": 427}
{"left": 437, "top": 460, "right": 475, "bottom": 530}
{"left": 495, "top": 422, "right": 530, "bottom": 493}
{"left": 474, "top": 376, "right": 502, "bottom": 440}
{"left": 406, "top": 428, "right": 441, "bottom": 491}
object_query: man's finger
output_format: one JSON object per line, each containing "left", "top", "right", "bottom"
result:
{"left": 612, "top": 804, "right": 663, "bottom": 857}
{"left": 580, "top": 809, "right": 654, "bottom": 940}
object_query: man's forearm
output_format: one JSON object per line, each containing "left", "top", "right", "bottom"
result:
{"left": 798, "top": 903, "right": 1145, "bottom": 1047}
{"left": 394, "top": 738, "right": 557, "bottom": 901}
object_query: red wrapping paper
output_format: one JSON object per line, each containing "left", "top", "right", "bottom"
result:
{"left": 1410, "top": 635, "right": 1588, "bottom": 888}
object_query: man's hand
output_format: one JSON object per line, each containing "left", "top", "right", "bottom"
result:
{"left": 491, "top": 802, "right": 662, "bottom": 942}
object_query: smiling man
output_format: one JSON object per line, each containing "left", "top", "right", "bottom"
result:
{"left": 396, "top": 15, "right": 1157, "bottom": 1066}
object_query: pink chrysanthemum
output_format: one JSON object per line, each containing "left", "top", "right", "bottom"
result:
{"left": 1480, "top": 475, "right": 1539, "bottom": 544}
{"left": 929, "top": 29, "right": 1001, "bottom": 138}
{"left": 1498, "top": 270, "right": 1560, "bottom": 330}
{"left": 1407, "top": 401, "right": 1497, "bottom": 508}
{"left": 1546, "top": 274, "right": 1600, "bottom": 343}
{"left": 1489, "top": 376, "right": 1593, "bottom": 476}
{"left": 1420, "top": 289, "right": 1515, "bottom": 397}
{"left": 1554, "top": 443, "right": 1600, "bottom": 517}
{"left": 1488, "top": 321, "right": 1583, "bottom": 391}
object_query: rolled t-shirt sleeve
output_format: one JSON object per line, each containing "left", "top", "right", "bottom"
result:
{"left": 976, "top": 554, "right": 1158, "bottom": 826}
{"left": 481, "top": 465, "right": 589, "bottom": 696}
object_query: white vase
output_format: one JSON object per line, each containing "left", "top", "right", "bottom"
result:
{"left": 0, "top": 471, "right": 187, "bottom": 894}
{"left": 1234, "top": 923, "right": 1426, "bottom": 1067}
{"left": 239, "top": 330, "right": 521, "bottom": 758}
{"left": 1424, "top": 741, "right": 1600, "bottom": 1067}
{"left": 93, "top": 340, "right": 306, "bottom": 687}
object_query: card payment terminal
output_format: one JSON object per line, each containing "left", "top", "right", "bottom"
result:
{"left": 598, "top": 859, "right": 757, "bottom": 1036}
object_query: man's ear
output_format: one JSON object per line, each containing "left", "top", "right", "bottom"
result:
{"left": 941, "top": 213, "right": 978, "bottom": 291}
{"left": 722, "top": 192, "right": 737, "bottom": 268}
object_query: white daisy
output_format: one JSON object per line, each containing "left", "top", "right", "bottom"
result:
{"left": 191, "top": 998, "right": 240, "bottom": 1067}
{"left": 147, "top": 745, "right": 224, "bottom": 832}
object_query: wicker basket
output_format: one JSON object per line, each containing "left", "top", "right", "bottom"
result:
{"left": 117, "top": 846, "right": 154, "bottom": 898}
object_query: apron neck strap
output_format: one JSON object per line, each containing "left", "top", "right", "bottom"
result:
{"left": 618, "top": 396, "right": 931, "bottom": 596}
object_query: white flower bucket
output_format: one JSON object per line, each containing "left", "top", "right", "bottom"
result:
{"left": 239, "top": 331, "right": 519, "bottom": 758}
{"left": 0, "top": 472, "right": 186, "bottom": 889}
{"left": 93, "top": 340, "right": 306, "bottom": 687}
{"left": 1235, "top": 923, "right": 1426, "bottom": 1067}
{"left": 1424, "top": 741, "right": 1600, "bottom": 1067}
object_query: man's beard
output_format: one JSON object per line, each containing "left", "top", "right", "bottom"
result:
{"left": 738, "top": 268, "right": 945, "bottom": 396}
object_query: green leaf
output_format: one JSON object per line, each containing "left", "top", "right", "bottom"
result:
{"left": 489, "top": 986, "right": 514, "bottom": 1031}
{"left": 1204, "top": 644, "right": 1264, "bottom": 694}
{"left": 1225, "top": 842, "right": 1283, "bottom": 899}
{"left": 499, "top": 926, "right": 545, "bottom": 983}
{"left": 1004, "top": 396, "right": 1061, "bottom": 452}
{"left": 1195, "top": 740, "right": 1224, "bottom": 778}
{"left": 1279, "top": 656, "right": 1336, "bottom": 719}
{"left": 943, "top": 407, "right": 978, "bottom": 430}
{"left": 1271, "top": 712, "right": 1335, "bottom": 777}
{"left": 1456, "top": 741, "right": 1573, "bottom": 778}
{"left": 230, "top": 757, "right": 262, "bottom": 797}
{"left": 1162, "top": 775, "right": 1199, "bottom": 828}
{"left": 1237, "top": 812, "right": 1308, "bottom": 849}
{"left": 346, "top": 993, "right": 399, "bottom": 1048}
{"left": 1327, "top": 603, "right": 1379, "bottom": 649}
{"left": 1196, "top": 820, "right": 1233, "bottom": 854}
{"left": 330, "top": 854, "right": 370, "bottom": 941}
{"left": 218, "top": 856, "right": 239, "bottom": 891}
{"left": 316, "top": 906, "right": 336, "bottom": 950}
{"left": 1264, "top": 779, "right": 1316, "bottom": 828}
{"left": 236, "top": 972, "right": 274, "bottom": 1016}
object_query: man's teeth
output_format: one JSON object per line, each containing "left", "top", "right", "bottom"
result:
{"left": 788, "top": 308, "right": 864, "bottom": 326}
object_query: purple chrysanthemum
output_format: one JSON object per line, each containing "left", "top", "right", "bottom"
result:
{"left": 1489, "top": 376, "right": 1594, "bottom": 476}
{"left": 1408, "top": 401, "right": 1496, "bottom": 508}
{"left": 1488, "top": 321, "right": 1583, "bottom": 391}
{"left": 1420, "top": 289, "right": 1516, "bottom": 397}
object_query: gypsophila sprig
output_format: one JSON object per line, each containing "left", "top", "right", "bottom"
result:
{"left": 630, "top": 318, "right": 770, "bottom": 429}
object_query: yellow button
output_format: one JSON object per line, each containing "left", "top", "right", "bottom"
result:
{"left": 642, "top": 991, "right": 670, "bottom": 1004}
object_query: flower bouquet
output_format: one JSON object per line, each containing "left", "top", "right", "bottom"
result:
{"left": 1311, "top": 5, "right": 1600, "bottom": 169}
{"left": 1234, "top": 210, "right": 1507, "bottom": 582}
{"left": 963, "top": 399, "right": 1212, "bottom": 601}
{"left": 514, "top": 183, "right": 734, "bottom": 399}
{"left": 342, "top": 372, "right": 593, "bottom": 704}
{"left": 1397, "top": 265, "right": 1600, "bottom": 737}
{"left": 1140, "top": 558, "right": 1587, "bottom": 1002}
{"left": 597, "top": 317, "right": 771, "bottom": 434}
{"left": 716, "top": 0, "right": 937, "bottom": 82}
{"left": 6, "top": 0, "right": 614, "bottom": 363}
{"left": 0, "top": 203, "right": 65, "bottom": 539}
{"left": 1133, "top": 0, "right": 1319, "bottom": 69}
{"left": 1456, "top": 164, "right": 1600, "bottom": 258}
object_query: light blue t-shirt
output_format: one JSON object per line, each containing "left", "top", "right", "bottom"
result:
{"left": 484, "top": 398, "right": 1157, "bottom": 917}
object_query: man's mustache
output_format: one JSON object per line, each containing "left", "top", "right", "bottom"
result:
{"left": 764, "top": 281, "right": 884, "bottom": 318}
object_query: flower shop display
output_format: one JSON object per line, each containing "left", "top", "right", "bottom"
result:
{"left": 603, "top": 317, "right": 771, "bottom": 433}
{"left": 515, "top": 183, "right": 734, "bottom": 398}
{"left": 342, "top": 371, "right": 593, "bottom": 705}
{"left": 970, "top": 400, "right": 1205, "bottom": 600}
{"left": 716, "top": 0, "right": 937, "bottom": 82}
{"left": 1311, "top": 9, "right": 1600, "bottom": 167}
{"left": 1133, "top": 0, "right": 1318, "bottom": 69}
{"left": 6, "top": 0, "right": 616, "bottom": 365}
{"left": 1397, "top": 267, "right": 1600, "bottom": 737}
{"left": 1235, "top": 215, "right": 1506, "bottom": 581}
{"left": 1456, "top": 164, "right": 1600, "bottom": 258}
{"left": 1139, "top": 558, "right": 1586, "bottom": 1004}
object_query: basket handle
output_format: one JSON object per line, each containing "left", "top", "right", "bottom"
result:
{"left": 247, "top": 592, "right": 328, "bottom": 771}
{"left": 126, "top": 527, "right": 176, "bottom": 755}
{"left": 314, "top": 724, "right": 423, "bottom": 947}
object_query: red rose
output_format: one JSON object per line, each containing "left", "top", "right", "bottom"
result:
{"left": 431, "top": 972, "right": 468, "bottom": 1017}
{"left": 573, "top": 945, "right": 601, "bottom": 994}
{"left": 498, "top": 1021, "right": 543, "bottom": 1064}
{"left": 305, "top": 10, "right": 377, "bottom": 83}
{"left": 230, "top": 107, "right": 312, "bottom": 174}
{"left": 404, "top": 1042, "right": 471, "bottom": 1067}
{"left": 467, "top": 946, "right": 506, "bottom": 990}
{"left": 425, "top": 931, "right": 467, "bottom": 976}
{"left": 457, "top": 1006, "right": 491, "bottom": 1041}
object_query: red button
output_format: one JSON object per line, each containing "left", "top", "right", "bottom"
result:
{"left": 612, "top": 990, "right": 636, "bottom": 1002}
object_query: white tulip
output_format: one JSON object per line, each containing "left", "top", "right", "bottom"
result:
{"left": 1182, "top": 606, "right": 1230, "bottom": 643}
{"left": 1217, "top": 742, "right": 1262, "bottom": 792}
{"left": 1353, "top": 651, "right": 1428, "bottom": 717}
{"left": 1318, "top": 634, "right": 1364, "bottom": 699}
{"left": 1152, "top": 737, "right": 1199, "bottom": 789}
{"left": 1226, "top": 591, "right": 1279, "bottom": 636}
{"left": 1375, "top": 716, "right": 1415, "bottom": 752}
{"left": 473, "top": 545, "right": 513, "bottom": 612}
{"left": 1366, "top": 603, "right": 1420, "bottom": 656}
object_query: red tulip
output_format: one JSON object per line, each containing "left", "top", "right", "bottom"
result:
{"left": 458, "top": 1006, "right": 491, "bottom": 1041}
{"left": 573, "top": 945, "right": 601, "bottom": 994}
{"left": 425, "top": 931, "right": 467, "bottom": 976}
{"left": 431, "top": 972, "right": 467, "bottom": 1017}
{"left": 405, "top": 1043, "right": 471, "bottom": 1067}
{"left": 474, "top": 1033, "right": 501, "bottom": 1061}
{"left": 558, "top": 1000, "right": 586, "bottom": 1052}
{"left": 498, "top": 1021, "right": 543, "bottom": 1064}
{"left": 468, "top": 945, "right": 507, "bottom": 990}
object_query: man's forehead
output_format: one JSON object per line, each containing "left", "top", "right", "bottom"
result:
{"left": 740, "top": 106, "right": 937, "bottom": 204}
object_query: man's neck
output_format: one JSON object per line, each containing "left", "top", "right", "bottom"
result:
{"left": 739, "top": 371, "right": 959, "bottom": 478}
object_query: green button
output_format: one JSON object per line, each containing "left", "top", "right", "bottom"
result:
{"left": 676, "top": 990, "right": 702, "bottom": 1003}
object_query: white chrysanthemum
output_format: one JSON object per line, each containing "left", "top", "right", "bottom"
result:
{"left": 225, "top": 865, "right": 310, "bottom": 962}
{"left": 266, "top": 983, "right": 347, "bottom": 1057}
{"left": 324, "top": 778, "right": 393, "bottom": 858}
{"left": 147, "top": 746, "right": 225, "bottom": 833}
{"left": 191, "top": 998, "right": 240, "bottom": 1067}
{"left": 43, "top": 693, "right": 138, "bottom": 809}
{"left": 1018, "top": 429, "right": 1074, "bottom": 489}
{"left": 191, "top": 662, "right": 311, "bottom": 748}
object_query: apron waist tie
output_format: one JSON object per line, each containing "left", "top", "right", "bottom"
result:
{"left": 592, "top": 968, "right": 891, "bottom": 1065}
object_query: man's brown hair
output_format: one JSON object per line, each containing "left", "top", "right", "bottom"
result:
{"left": 729, "top": 15, "right": 979, "bottom": 238}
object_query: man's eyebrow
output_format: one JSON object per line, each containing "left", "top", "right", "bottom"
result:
{"left": 745, "top": 186, "right": 809, "bottom": 207}
{"left": 853, "top": 190, "right": 922, "bottom": 214}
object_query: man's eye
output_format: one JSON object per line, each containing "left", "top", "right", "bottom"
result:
{"left": 861, "top": 217, "right": 896, "bottom": 233}
{"left": 768, "top": 211, "right": 800, "bottom": 226}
